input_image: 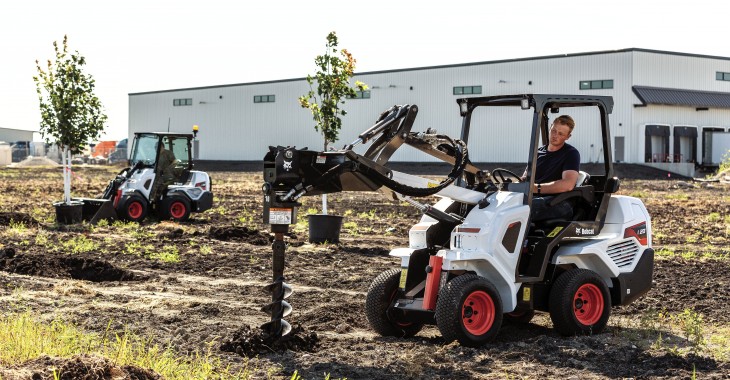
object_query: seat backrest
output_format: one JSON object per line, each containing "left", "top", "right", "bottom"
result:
{"left": 576, "top": 171, "right": 590, "bottom": 187}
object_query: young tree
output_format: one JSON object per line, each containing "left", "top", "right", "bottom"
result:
{"left": 33, "top": 35, "right": 108, "bottom": 205}
{"left": 299, "top": 31, "right": 367, "bottom": 214}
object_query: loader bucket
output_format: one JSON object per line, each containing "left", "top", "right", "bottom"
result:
{"left": 74, "top": 198, "right": 117, "bottom": 224}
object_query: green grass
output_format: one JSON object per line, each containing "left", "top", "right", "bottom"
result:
{"left": 629, "top": 190, "right": 649, "bottom": 199}
{"left": 665, "top": 193, "right": 689, "bottom": 201}
{"left": 707, "top": 212, "right": 722, "bottom": 223}
{"left": 61, "top": 235, "right": 99, "bottom": 254}
{"left": 654, "top": 247, "right": 729, "bottom": 261}
{"left": 342, "top": 221, "right": 359, "bottom": 236}
{"left": 617, "top": 307, "right": 729, "bottom": 360}
{"left": 150, "top": 245, "right": 180, "bottom": 263}
{"left": 357, "top": 209, "right": 377, "bottom": 220}
{"left": 0, "top": 312, "right": 253, "bottom": 379}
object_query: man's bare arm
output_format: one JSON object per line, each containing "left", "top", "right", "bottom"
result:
{"left": 532, "top": 170, "right": 579, "bottom": 194}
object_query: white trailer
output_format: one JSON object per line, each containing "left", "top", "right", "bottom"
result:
{"left": 706, "top": 130, "right": 730, "bottom": 167}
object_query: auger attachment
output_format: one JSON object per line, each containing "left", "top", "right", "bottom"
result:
{"left": 261, "top": 275, "right": 293, "bottom": 336}
{"left": 260, "top": 178, "right": 299, "bottom": 340}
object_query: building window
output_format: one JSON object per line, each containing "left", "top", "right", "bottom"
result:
{"left": 716, "top": 71, "right": 730, "bottom": 81}
{"left": 453, "top": 86, "right": 482, "bottom": 95}
{"left": 579, "top": 80, "right": 613, "bottom": 90}
{"left": 349, "top": 90, "right": 371, "bottom": 99}
{"left": 254, "top": 95, "right": 275, "bottom": 103}
{"left": 173, "top": 98, "right": 192, "bottom": 106}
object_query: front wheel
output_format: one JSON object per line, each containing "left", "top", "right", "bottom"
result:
{"left": 365, "top": 268, "right": 423, "bottom": 338}
{"left": 549, "top": 269, "right": 611, "bottom": 336}
{"left": 118, "top": 195, "right": 147, "bottom": 223}
{"left": 435, "top": 274, "right": 503, "bottom": 347}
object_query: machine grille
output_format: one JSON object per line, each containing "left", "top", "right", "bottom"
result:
{"left": 606, "top": 239, "right": 639, "bottom": 268}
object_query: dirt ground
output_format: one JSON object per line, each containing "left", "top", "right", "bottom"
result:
{"left": 0, "top": 164, "right": 728, "bottom": 379}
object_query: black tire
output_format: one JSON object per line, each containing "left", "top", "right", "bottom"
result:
{"left": 504, "top": 309, "right": 535, "bottom": 324}
{"left": 365, "top": 268, "right": 424, "bottom": 338}
{"left": 158, "top": 195, "right": 191, "bottom": 222}
{"left": 118, "top": 195, "right": 147, "bottom": 222}
{"left": 435, "top": 274, "right": 503, "bottom": 347}
{"left": 549, "top": 269, "right": 611, "bottom": 336}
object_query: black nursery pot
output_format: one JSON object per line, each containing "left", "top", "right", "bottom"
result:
{"left": 308, "top": 214, "right": 344, "bottom": 244}
{"left": 53, "top": 200, "right": 83, "bottom": 225}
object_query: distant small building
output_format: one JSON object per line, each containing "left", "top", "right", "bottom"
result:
{"left": 0, "top": 127, "right": 35, "bottom": 145}
{"left": 0, "top": 142, "right": 11, "bottom": 166}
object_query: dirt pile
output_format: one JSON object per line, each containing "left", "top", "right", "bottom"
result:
{"left": 209, "top": 225, "right": 272, "bottom": 245}
{"left": 0, "top": 354, "right": 162, "bottom": 380}
{"left": 0, "top": 251, "right": 144, "bottom": 282}
{"left": 220, "top": 324, "right": 320, "bottom": 357}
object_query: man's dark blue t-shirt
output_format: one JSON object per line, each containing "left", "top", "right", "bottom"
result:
{"left": 535, "top": 143, "right": 580, "bottom": 183}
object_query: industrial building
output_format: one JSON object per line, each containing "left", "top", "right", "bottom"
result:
{"left": 128, "top": 48, "right": 730, "bottom": 176}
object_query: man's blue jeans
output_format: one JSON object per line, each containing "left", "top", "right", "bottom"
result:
{"left": 531, "top": 196, "right": 573, "bottom": 222}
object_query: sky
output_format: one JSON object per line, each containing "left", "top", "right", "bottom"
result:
{"left": 1, "top": 0, "right": 727, "bottom": 141}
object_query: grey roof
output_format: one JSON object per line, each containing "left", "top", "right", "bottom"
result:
{"left": 632, "top": 86, "right": 730, "bottom": 108}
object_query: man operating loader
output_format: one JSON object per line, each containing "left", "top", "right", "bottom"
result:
{"left": 522, "top": 115, "right": 580, "bottom": 221}
{"left": 150, "top": 139, "right": 179, "bottom": 200}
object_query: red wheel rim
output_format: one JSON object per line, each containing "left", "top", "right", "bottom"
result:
{"left": 573, "top": 283, "right": 604, "bottom": 325}
{"left": 127, "top": 201, "right": 143, "bottom": 219}
{"left": 462, "top": 290, "right": 495, "bottom": 335}
{"left": 170, "top": 201, "right": 186, "bottom": 219}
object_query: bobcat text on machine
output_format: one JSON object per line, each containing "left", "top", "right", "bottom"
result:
{"left": 96, "top": 131, "right": 213, "bottom": 223}
{"left": 262, "top": 94, "right": 653, "bottom": 347}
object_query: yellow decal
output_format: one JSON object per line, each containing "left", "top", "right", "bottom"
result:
{"left": 427, "top": 182, "right": 438, "bottom": 188}
{"left": 523, "top": 287, "right": 531, "bottom": 302}
{"left": 399, "top": 268, "right": 408, "bottom": 289}
{"left": 546, "top": 226, "right": 563, "bottom": 238}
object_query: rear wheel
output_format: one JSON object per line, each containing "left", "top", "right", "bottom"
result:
{"left": 435, "top": 274, "right": 503, "bottom": 347}
{"left": 159, "top": 195, "right": 191, "bottom": 222}
{"left": 365, "top": 268, "right": 423, "bottom": 337}
{"left": 118, "top": 195, "right": 147, "bottom": 222}
{"left": 549, "top": 269, "right": 611, "bottom": 336}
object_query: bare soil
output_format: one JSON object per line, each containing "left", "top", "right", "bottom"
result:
{"left": 0, "top": 165, "right": 728, "bottom": 379}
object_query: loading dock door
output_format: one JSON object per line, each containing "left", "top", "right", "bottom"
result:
{"left": 645, "top": 125, "right": 670, "bottom": 162}
{"left": 673, "top": 126, "right": 697, "bottom": 163}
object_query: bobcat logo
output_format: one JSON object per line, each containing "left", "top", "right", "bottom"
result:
{"left": 282, "top": 160, "right": 293, "bottom": 171}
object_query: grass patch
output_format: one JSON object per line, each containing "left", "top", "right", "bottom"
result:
{"left": 0, "top": 311, "right": 253, "bottom": 379}
{"left": 616, "top": 308, "right": 727, "bottom": 359}
{"left": 150, "top": 245, "right": 180, "bottom": 263}
{"left": 629, "top": 190, "right": 649, "bottom": 199}
{"left": 342, "top": 221, "right": 359, "bottom": 236}
{"left": 653, "top": 247, "right": 728, "bottom": 261}
{"left": 707, "top": 212, "right": 722, "bottom": 223}
{"left": 61, "top": 235, "right": 99, "bottom": 254}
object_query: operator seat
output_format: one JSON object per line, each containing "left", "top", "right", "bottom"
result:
{"left": 544, "top": 170, "right": 594, "bottom": 222}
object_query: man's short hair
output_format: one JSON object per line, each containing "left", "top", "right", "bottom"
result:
{"left": 553, "top": 115, "right": 575, "bottom": 131}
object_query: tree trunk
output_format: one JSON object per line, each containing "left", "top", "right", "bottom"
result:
{"left": 322, "top": 140, "right": 328, "bottom": 214}
{"left": 63, "top": 146, "right": 71, "bottom": 204}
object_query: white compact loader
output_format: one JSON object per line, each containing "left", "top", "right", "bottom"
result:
{"left": 262, "top": 94, "right": 653, "bottom": 346}
{"left": 99, "top": 132, "right": 213, "bottom": 222}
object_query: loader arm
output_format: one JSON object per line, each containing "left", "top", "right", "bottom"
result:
{"left": 262, "top": 105, "right": 490, "bottom": 226}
